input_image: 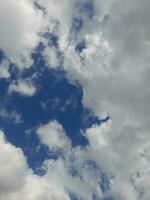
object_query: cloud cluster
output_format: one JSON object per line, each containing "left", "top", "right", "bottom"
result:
{"left": 9, "top": 79, "right": 36, "bottom": 96}
{"left": 0, "top": 59, "right": 10, "bottom": 79}
{"left": 61, "top": 0, "right": 150, "bottom": 198}
{"left": 1, "top": 118, "right": 150, "bottom": 200}
{"left": 0, "top": 0, "right": 43, "bottom": 69}
{"left": 0, "top": 123, "right": 104, "bottom": 200}
{"left": 0, "top": 0, "right": 150, "bottom": 199}
{"left": 37, "top": 120, "right": 71, "bottom": 150}
{"left": 0, "top": 130, "right": 71, "bottom": 200}
{"left": 37, "top": 0, "right": 150, "bottom": 199}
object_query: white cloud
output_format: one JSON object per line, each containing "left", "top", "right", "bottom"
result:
{"left": 84, "top": 121, "right": 150, "bottom": 200}
{"left": 42, "top": 46, "right": 59, "bottom": 68}
{"left": 37, "top": 120, "right": 150, "bottom": 200}
{"left": 37, "top": 120, "right": 71, "bottom": 150}
{"left": 0, "top": 0, "right": 150, "bottom": 199}
{"left": 0, "top": 0, "right": 44, "bottom": 69}
{"left": 36, "top": 120, "right": 104, "bottom": 200}
{"left": 9, "top": 80, "right": 36, "bottom": 96}
{"left": 0, "top": 131, "right": 28, "bottom": 196}
{"left": 0, "top": 126, "right": 104, "bottom": 200}
{"left": 0, "top": 131, "right": 71, "bottom": 200}
{"left": 53, "top": 0, "right": 150, "bottom": 199}
{"left": 0, "top": 59, "right": 10, "bottom": 79}
{"left": 1, "top": 118, "right": 149, "bottom": 200}
{"left": 36, "top": 0, "right": 75, "bottom": 51}
{"left": 0, "top": 107, "right": 22, "bottom": 124}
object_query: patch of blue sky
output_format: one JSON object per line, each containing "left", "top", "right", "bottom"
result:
{"left": 68, "top": 166, "right": 83, "bottom": 180}
{"left": 99, "top": 174, "right": 110, "bottom": 194}
{"left": 0, "top": 49, "right": 5, "bottom": 62}
{"left": 103, "top": 195, "right": 120, "bottom": 200}
{"left": 77, "top": 0, "right": 94, "bottom": 19}
{"left": 75, "top": 39, "right": 86, "bottom": 54}
{"left": 34, "top": 1, "right": 46, "bottom": 14}
{"left": 92, "top": 194, "right": 101, "bottom": 200}
{"left": 20, "top": 42, "right": 46, "bottom": 79}
{"left": 0, "top": 79, "right": 9, "bottom": 97}
{"left": 69, "top": 192, "right": 80, "bottom": 200}
{"left": 43, "top": 32, "right": 58, "bottom": 48}
{"left": 0, "top": 1, "right": 114, "bottom": 198}
{"left": 94, "top": 193, "right": 119, "bottom": 200}
{"left": 84, "top": 160, "right": 110, "bottom": 194}
{"left": 0, "top": 41, "right": 110, "bottom": 176}
{"left": 71, "top": 17, "right": 83, "bottom": 35}
{"left": 7, "top": 68, "right": 93, "bottom": 144}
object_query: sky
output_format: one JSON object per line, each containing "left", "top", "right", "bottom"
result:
{"left": 0, "top": 0, "right": 150, "bottom": 200}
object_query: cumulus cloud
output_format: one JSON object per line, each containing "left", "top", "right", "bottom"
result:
{"left": 0, "top": 125, "right": 104, "bottom": 200}
{"left": 36, "top": 0, "right": 75, "bottom": 51}
{"left": 0, "top": 131, "right": 71, "bottom": 200}
{"left": 36, "top": 120, "right": 104, "bottom": 200}
{"left": 0, "top": 131, "right": 28, "bottom": 196}
{"left": 1, "top": 117, "right": 150, "bottom": 200}
{"left": 0, "top": 107, "right": 22, "bottom": 124}
{"left": 0, "top": 0, "right": 43, "bottom": 69}
{"left": 42, "top": 46, "right": 60, "bottom": 68}
{"left": 35, "top": 0, "right": 150, "bottom": 199}
{"left": 37, "top": 120, "right": 71, "bottom": 150}
{"left": 36, "top": 119, "right": 150, "bottom": 200}
{"left": 84, "top": 122, "right": 150, "bottom": 200}
{"left": 0, "top": 0, "right": 150, "bottom": 199}
{"left": 0, "top": 59, "right": 10, "bottom": 79}
{"left": 9, "top": 80, "right": 36, "bottom": 96}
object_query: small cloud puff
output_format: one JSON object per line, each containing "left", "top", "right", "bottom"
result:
{"left": 9, "top": 80, "right": 36, "bottom": 96}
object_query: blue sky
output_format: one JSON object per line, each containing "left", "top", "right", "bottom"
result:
{"left": 0, "top": 0, "right": 150, "bottom": 200}
{"left": 0, "top": 42, "right": 108, "bottom": 172}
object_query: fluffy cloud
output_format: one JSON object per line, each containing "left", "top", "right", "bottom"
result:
{"left": 0, "top": 59, "right": 10, "bottom": 79}
{"left": 36, "top": 120, "right": 104, "bottom": 200}
{"left": 36, "top": 120, "right": 150, "bottom": 200}
{"left": 43, "top": 0, "right": 150, "bottom": 199}
{"left": 0, "top": 131, "right": 28, "bottom": 198}
{"left": 0, "top": 0, "right": 43, "bottom": 69}
{"left": 9, "top": 80, "right": 36, "bottom": 96}
{"left": 84, "top": 122, "right": 150, "bottom": 200}
{"left": 1, "top": 117, "right": 150, "bottom": 200}
{"left": 42, "top": 46, "right": 60, "bottom": 68}
{"left": 0, "top": 124, "right": 104, "bottom": 200}
{"left": 37, "top": 120, "right": 71, "bottom": 150}
{"left": 0, "top": 0, "right": 150, "bottom": 199}
{"left": 0, "top": 107, "right": 22, "bottom": 124}
{"left": 0, "top": 130, "right": 70, "bottom": 200}
{"left": 36, "top": 0, "right": 74, "bottom": 51}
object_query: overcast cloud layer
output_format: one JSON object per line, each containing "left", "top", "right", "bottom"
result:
{"left": 0, "top": 0, "right": 150, "bottom": 200}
